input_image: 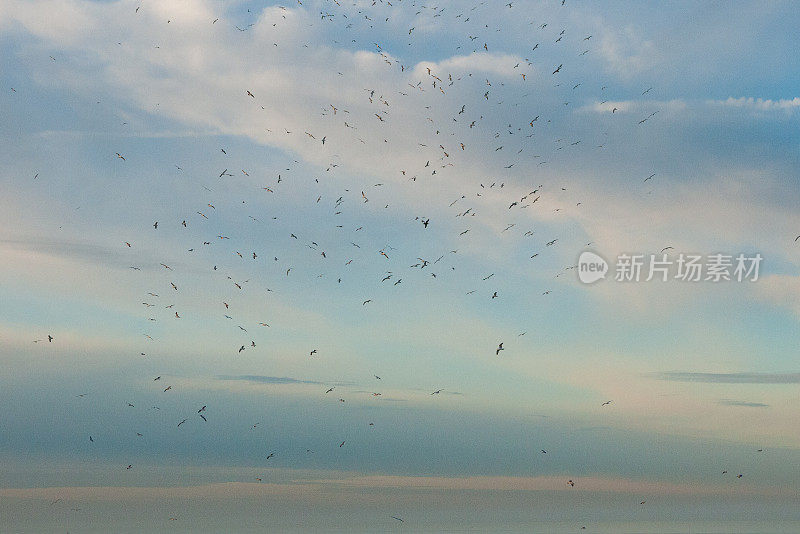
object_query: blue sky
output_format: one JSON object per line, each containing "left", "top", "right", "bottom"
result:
{"left": 1, "top": 0, "right": 800, "bottom": 531}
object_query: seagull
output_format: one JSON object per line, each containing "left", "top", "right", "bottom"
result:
{"left": 496, "top": 343, "right": 504, "bottom": 355}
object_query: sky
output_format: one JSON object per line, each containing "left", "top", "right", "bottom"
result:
{"left": 1, "top": 0, "right": 800, "bottom": 531}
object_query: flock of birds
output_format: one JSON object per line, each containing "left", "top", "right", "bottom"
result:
{"left": 16, "top": 0, "right": 778, "bottom": 528}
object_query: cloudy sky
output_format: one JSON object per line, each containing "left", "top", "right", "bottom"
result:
{"left": 1, "top": 0, "right": 799, "bottom": 531}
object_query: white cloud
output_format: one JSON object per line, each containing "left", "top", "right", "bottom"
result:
{"left": 582, "top": 98, "right": 686, "bottom": 114}
{"left": 710, "top": 96, "right": 800, "bottom": 112}
{"left": 414, "top": 52, "right": 529, "bottom": 79}
{"left": 597, "top": 24, "right": 660, "bottom": 79}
